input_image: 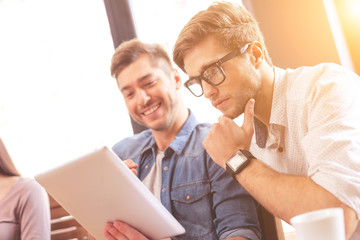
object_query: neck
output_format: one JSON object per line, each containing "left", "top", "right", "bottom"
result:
{"left": 254, "top": 65, "right": 275, "bottom": 127}
{"left": 152, "top": 107, "right": 189, "bottom": 151}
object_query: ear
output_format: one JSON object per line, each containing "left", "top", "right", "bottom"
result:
{"left": 249, "top": 42, "right": 264, "bottom": 69}
{"left": 172, "top": 68, "right": 182, "bottom": 90}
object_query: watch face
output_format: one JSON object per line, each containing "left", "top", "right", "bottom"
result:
{"left": 227, "top": 152, "right": 247, "bottom": 171}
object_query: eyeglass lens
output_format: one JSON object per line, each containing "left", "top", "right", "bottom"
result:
{"left": 187, "top": 65, "right": 224, "bottom": 96}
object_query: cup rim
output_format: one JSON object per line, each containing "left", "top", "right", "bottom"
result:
{"left": 290, "top": 207, "right": 343, "bottom": 225}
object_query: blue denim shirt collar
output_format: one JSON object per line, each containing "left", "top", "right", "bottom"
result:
{"left": 138, "top": 109, "right": 197, "bottom": 155}
{"left": 169, "top": 109, "right": 197, "bottom": 154}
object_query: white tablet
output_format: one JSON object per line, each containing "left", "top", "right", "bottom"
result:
{"left": 35, "top": 146, "right": 185, "bottom": 240}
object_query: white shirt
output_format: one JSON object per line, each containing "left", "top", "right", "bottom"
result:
{"left": 142, "top": 150, "right": 164, "bottom": 201}
{"left": 250, "top": 63, "right": 360, "bottom": 235}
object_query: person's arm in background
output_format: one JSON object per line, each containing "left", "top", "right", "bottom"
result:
{"left": 206, "top": 153, "right": 260, "bottom": 239}
{"left": 203, "top": 99, "right": 358, "bottom": 239}
{"left": 20, "top": 179, "right": 51, "bottom": 240}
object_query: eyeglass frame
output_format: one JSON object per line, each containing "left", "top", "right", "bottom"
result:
{"left": 184, "top": 42, "right": 251, "bottom": 97}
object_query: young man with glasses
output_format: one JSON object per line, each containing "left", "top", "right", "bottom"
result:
{"left": 173, "top": 2, "right": 360, "bottom": 239}
{"left": 103, "top": 39, "right": 261, "bottom": 240}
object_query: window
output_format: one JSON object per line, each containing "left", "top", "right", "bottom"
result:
{"left": 0, "top": 0, "right": 132, "bottom": 176}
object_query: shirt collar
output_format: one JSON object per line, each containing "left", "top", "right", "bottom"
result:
{"left": 169, "top": 109, "right": 198, "bottom": 154}
{"left": 140, "top": 109, "right": 198, "bottom": 155}
{"left": 269, "top": 66, "right": 288, "bottom": 127}
{"left": 253, "top": 67, "right": 287, "bottom": 148}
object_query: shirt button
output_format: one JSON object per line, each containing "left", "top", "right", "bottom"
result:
{"left": 186, "top": 195, "right": 190, "bottom": 200}
{"left": 145, "top": 165, "right": 149, "bottom": 169}
{"left": 163, "top": 166, "right": 168, "bottom": 171}
{"left": 162, "top": 188, "right": 166, "bottom": 193}
{"left": 278, "top": 147, "right": 283, "bottom": 152}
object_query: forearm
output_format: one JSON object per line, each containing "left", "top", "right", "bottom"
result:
{"left": 236, "top": 158, "right": 358, "bottom": 238}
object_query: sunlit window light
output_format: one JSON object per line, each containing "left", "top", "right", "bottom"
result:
{"left": 344, "top": 0, "right": 360, "bottom": 21}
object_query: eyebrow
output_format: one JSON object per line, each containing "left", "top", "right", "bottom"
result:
{"left": 187, "top": 58, "right": 218, "bottom": 79}
{"left": 120, "top": 73, "right": 153, "bottom": 93}
{"left": 199, "top": 58, "right": 218, "bottom": 73}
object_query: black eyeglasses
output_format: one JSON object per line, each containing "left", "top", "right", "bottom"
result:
{"left": 184, "top": 43, "right": 251, "bottom": 97}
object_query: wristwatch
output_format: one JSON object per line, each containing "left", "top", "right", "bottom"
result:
{"left": 226, "top": 150, "right": 254, "bottom": 179}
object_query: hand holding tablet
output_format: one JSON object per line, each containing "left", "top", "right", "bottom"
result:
{"left": 35, "top": 146, "right": 185, "bottom": 240}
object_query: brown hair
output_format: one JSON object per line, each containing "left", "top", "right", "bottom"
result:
{"left": 111, "top": 38, "right": 173, "bottom": 79}
{"left": 0, "top": 137, "right": 20, "bottom": 176}
{"left": 173, "top": 1, "right": 272, "bottom": 73}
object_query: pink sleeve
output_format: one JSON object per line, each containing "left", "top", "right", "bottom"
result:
{"left": 18, "top": 179, "right": 51, "bottom": 239}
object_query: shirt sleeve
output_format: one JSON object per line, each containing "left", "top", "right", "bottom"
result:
{"left": 207, "top": 157, "right": 261, "bottom": 240}
{"left": 302, "top": 65, "right": 360, "bottom": 218}
{"left": 18, "top": 179, "right": 51, "bottom": 240}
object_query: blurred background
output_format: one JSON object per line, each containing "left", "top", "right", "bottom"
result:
{"left": 1, "top": 0, "right": 359, "bottom": 238}
{"left": 0, "top": 0, "right": 358, "bottom": 177}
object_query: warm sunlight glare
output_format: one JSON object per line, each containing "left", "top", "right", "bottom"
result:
{"left": 345, "top": 0, "right": 360, "bottom": 20}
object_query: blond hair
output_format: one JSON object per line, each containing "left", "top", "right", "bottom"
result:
{"left": 173, "top": 1, "right": 272, "bottom": 73}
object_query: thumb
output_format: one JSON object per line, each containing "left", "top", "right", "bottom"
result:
{"left": 242, "top": 98, "right": 255, "bottom": 133}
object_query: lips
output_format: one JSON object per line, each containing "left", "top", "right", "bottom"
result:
{"left": 213, "top": 98, "right": 227, "bottom": 109}
{"left": 142, "top": 103, "right": 160, "bottom": 116}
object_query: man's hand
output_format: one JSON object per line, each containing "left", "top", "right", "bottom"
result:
{"left": 203, "top": 99, "right": 255, "bottom": 169}
{"left": 104, "top": 220, "right": 149, "bottom": 240}
{"left": 123, "top": 159, "right": 139, "bottom": 175}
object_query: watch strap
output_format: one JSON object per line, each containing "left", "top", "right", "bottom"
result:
{"left": 239, "top": 149, "right": 255, "bottom": 160}
{"left": 226, "top": 164, "right": 238, "bottom": 180}
{"left": 226, "top": 150, "right": 254, "bottom": 179}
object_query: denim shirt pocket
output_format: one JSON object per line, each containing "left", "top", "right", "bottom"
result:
{"left": 170, "top": 180, "right": 217, "bottom": 240}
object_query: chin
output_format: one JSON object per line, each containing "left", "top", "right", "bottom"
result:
{"left": 223, "top": 108, "right": 243, "bottom": 119}
{"left": 224, "top": 113, "right": 238, "bottom": 119}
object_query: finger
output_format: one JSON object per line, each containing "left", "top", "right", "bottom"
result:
{"left": 210, "top": 122, "right": 221, "bottom": 132}
{"left": 113, "top": 221, "right": 148, "bottom": 240}
{"left": 217, "top": 115, "right": 238, "bottom": 130}
{"left": 242, "top": 98, "right": 255, "bottom": 133}
{"left": 104, "top": 221, "right": 128, "bottom": 240}
{"left": 217, "top": 115, "right": 226, "bottom": 125}
{"left": 107, "top": 227, "right": 128, "bottom": 240}
{"left": 123, "top": 159, "right": 139, "bottom": 169}
{"left": 104, "top": 230, "right": 118, "bottom": 240}
{"left": 131, "top": 169, "right": 138, "bottom": 175}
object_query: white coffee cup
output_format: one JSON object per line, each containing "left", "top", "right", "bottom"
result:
{"left": 290, "top": 207, "right": 345, "bottom": 240}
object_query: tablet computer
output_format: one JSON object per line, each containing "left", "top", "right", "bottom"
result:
{"left": 35, "top": 146, "right": 185, "bottom": 240}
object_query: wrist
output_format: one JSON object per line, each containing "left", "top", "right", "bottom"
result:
{"left": 225, "top": 150, "right": 255, "bottom": 180}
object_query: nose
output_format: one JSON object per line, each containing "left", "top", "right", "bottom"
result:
{"left": 202, "top": 81, "right": 217, "bottom": 99}
{"left": 137, "top": 89, "right": 151, "bottom": 106}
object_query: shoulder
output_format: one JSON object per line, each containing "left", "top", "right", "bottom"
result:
{"left": 283, "top": 63, "right": 360, "bottom": 102}
{"left": 112, "top": 129, "right": 153, "bottom": 159}
{"left": 286, "top": 63, "right": 359, "bottom": 85}
{"left": 183, "top": 122, "right": 211, "bottom": 150}
{"left": 8, "top": 177, "right": 48, "bottom": 212}
{"left": 15, "top": 178, "right": 44, "bottom": 191}
{"left": 190, "top": 122, "right": 212, "bottom": 139}
{"left": 180, "top": 122, "right": 212, "bottom": 159}
{"left": 307, "top": 64, "right": 360, "bottom": 100}
{"left": 15, "top": 177, "right": 47, "bottom": 198}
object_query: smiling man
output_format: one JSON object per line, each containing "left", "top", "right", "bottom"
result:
{"left": 173, "top": 2, "right": 360, "bottom": 239}
{"left": 103, "top": 39, "right": 261, "bottom": 240}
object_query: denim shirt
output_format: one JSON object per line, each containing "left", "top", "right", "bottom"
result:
{"left": 112, "top": 111, "right": 260, "bottom": 240}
